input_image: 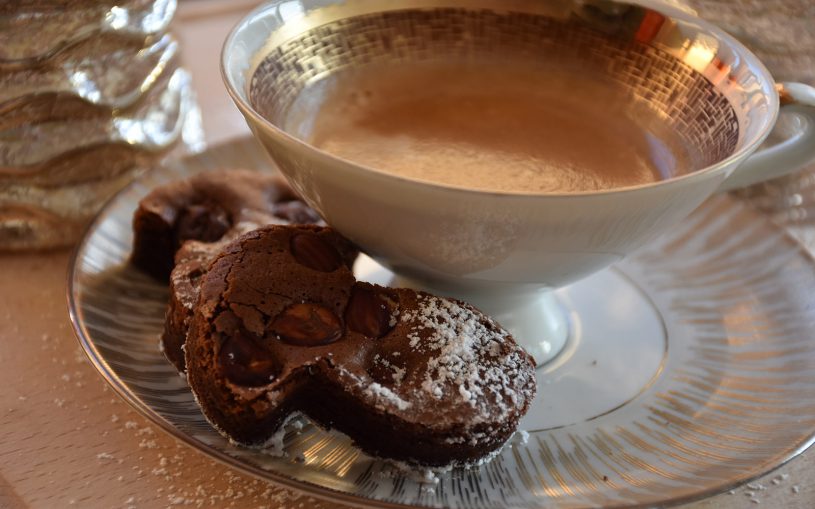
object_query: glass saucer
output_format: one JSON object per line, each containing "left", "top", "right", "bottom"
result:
{"left": 69, "top": 137, "right": 815, "bottom": 508}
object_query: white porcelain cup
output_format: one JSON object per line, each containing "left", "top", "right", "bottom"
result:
{"left": 222, "top": 0, "right": 815, "bottom": 363}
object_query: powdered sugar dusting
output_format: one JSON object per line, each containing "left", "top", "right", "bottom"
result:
{"left": 389, "top": 307, "right": 400, "bottom": 327}
{"left": 373, "top": 354, "right": 406, "bottom": 385}
{"left": 400, "top": 295, "right": 534, "bottom": 423}
{"left": 364, "top": 382, "right": 411, "bottom": 411}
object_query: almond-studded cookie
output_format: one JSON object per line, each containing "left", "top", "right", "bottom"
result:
{"left": 131, "top": 169, "right": 329, "bottom": 371}
{"left": 132, "top": 169, "right": 320, "bottom": 280}
{"left": 185, "top": 224, "right": 536, "bottom": 466}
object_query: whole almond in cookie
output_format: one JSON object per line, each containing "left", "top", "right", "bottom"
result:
{"left": 218, "top": 329, "right": 281, "bottom": 387}
{"left": 270, "top": 303, "right": 344, "bottom": 346}
{"left": 345, "top": 285, "right": 394, "bottom": 339}
{"left": 290, "top": 232, "right": 345, "bottom": 272}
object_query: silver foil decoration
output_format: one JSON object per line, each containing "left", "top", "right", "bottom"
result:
{"left": 0, "top": 0, "right": 203, "bottom": 250}
{"left": 0, "top": 0, "right": 176, "bottom": 68}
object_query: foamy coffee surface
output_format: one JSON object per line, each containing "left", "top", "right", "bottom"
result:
{"left": 285, "top": 61, "right": 690, "bottom": 193}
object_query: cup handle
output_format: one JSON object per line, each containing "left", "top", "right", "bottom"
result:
{"left": 719, "top": 82, "right": 815, "bottom": 192}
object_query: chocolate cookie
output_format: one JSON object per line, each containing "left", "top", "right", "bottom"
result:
{"left": 132, "top": 169, "right": 320, "bottom": 281}
{"left": 132, "top": 169, "right": 327, "bottom": 371}
{"left": 185, "top": 225, "right": 536, "bottom": 467}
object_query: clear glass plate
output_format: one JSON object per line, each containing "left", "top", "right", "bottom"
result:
{"left": 69, "top": 136, "right": 815, "bottom": 508}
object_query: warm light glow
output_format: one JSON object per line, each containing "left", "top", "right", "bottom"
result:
{"left": 684, "top": 34, "right": 718, "bottom": 72}
{"left": 278, "top": 0, "right": 306, "bottom": 22}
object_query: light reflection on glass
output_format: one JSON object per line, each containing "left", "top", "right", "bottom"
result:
{"left": 279, "top": 1, "right": 307, "bottom": 23}
{"left": 142, "top": 0, "right": 175, "bottom": 32}
{"left": 113, "top": 70, "right": 186, "bottom": 147}
{"left": 68, "top": 70, "right": 102, "bottom": 104}
{"left": 105, "top": 6, "right": 130, "bottom": 31}
{"left": 683, "top": 33, "right": 719, "bottom": 72}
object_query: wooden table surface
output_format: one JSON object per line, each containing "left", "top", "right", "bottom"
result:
{"left": 1, "top": 1, "right": 813, "bottom": 508}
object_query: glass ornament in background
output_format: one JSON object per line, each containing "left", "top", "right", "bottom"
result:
{"left": 0, "top": 0, "right": 204, "bottom": 250}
